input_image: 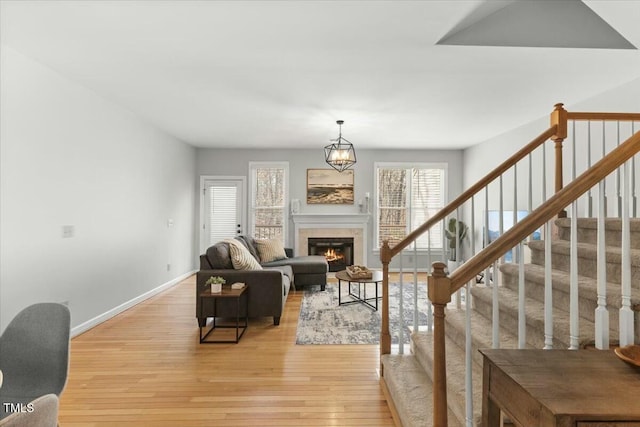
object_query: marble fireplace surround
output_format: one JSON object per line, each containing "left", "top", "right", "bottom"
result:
{"left": 292, "top": 213, "right": 369, "bottom": 267}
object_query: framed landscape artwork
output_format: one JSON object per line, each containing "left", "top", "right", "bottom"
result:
{"left": 307, "top": 169, "right": 354, "bottom": 204}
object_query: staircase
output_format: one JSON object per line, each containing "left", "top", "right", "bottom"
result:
{"left": 381, "top": 218, "right": 640, "bottom": 427}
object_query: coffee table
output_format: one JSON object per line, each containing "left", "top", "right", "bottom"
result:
{"left": 335, "top": 269, "right": 383, "bottom": 311}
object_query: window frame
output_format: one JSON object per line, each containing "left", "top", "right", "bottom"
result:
{"left": 248, "top": 161, "right": 290, "bottom": 245}
{"left": 374, "top": 161, "right": 448, "bottom": 251}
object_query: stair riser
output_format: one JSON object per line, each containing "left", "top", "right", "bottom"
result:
{"left": 471, "top": 290, "right": 568, "bottom": 349}
{"left": 530, "top": 247, "right": 640, "bottom": 289}
{"left": 557, "top": 226, "right": 640, "bottom": 249}
{"left": 501, "top": 272, "right": 601, "bottom": 324}
{"left": 443, "top": 315, "right": 486, "bottom": 367}
{"left": 472, "top": 286, "right": 640, "bottom": 346}
{"left": 411, "top": 335, "right": 480, "bottom": 426}
{"left": 500, "top": 272, "right": 640, "bottom": 334}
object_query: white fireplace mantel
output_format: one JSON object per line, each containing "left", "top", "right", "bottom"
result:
{"left": 292, "top": 213, "right": 370, "bottom": 266}
{"left": 292, "top": 213, "right": 370, "bottom": 225}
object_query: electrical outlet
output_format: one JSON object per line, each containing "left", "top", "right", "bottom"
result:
{"left": 167, "top": 264, "right": 171, "bottom": 271}
{"left": 62, "top": 225, "right": 75, "bottom": 238}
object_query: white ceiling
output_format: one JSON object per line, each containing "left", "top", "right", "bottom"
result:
{"left": 1, "top": 0, "right": 639, "bottom": 150}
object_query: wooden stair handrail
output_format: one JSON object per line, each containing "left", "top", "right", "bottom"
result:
{"left": 382, "top": 125, "right": 558, "bottom": 260}
{"left": 449, "top": 129, "right": 640, "bottom": 293}
{"left": 567, "top": 112, "right": 640, "bottom": 121}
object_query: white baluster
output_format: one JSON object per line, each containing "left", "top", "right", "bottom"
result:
{"left": 587, "top": 121, "right": 593, "bottom": 216}
{"left": 484, "top": 186, "right": 491, "bottom": 293}
{"left": 413, "top": 245, "right": 418, "bottom": 332}
{"left": 514, "top": 164, "right": 518, "bottom": 256}
{"left": 620, "top": 158, "right": 634, "bottom": 346}
{"left": 455, "top": 208, "right": 462, "bottom": 309}
{"left": 544, "top": 220, "right": 554, "bottom": 349}
{"left": 493, "top": 177, "right": 503, "bottom": 349}
{"left": 617, "top": 122, "right": 623, "bottom": 217}
{"left": 466, "top": 197, "right": 475, "bottom": 427}
{"left": 595, "top": 178, "right": 609, "bottom": 349}
{"left": 514, "top": 163, "right": 526, "bottom": 348}
{"left": 633, "top": 121, "right": 637, "bottom": 217}
{"left": 569, "top": 200, "right": 579, "bottom": 350}
{"left": 469, "top": 197, "right": 475, "bottom": 310}
{"left": 569, "top": 124, "right": 579, "bottom": 350}
{"left": 518, "top": 241, "right": 526, "bottom": 348}
{"left": 465, "top": 282, "right": 473, "bottom": 427}
{"left": 398, "top": 251, "right": 404, "bottom": 354}
{"left": 528, "top": 153, "right": 533, "bottom": 227}
{"left": 602, "top": 121, "right": 608, "bottom": 215}
{"left": 543, "top": 143, "right": 554, "bottom": 349}
{"left": 427, "top": 230, "right": 433, "bottom": 332}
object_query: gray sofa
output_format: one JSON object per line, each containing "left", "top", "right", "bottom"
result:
{"left": 196, "top": 235, "right": 327, "bottom": 326}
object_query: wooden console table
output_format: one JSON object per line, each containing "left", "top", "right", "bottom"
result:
{"left": 480, "top": 349, "right": 640, "bottom": 427}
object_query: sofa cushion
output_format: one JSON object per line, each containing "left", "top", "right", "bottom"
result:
{"left": 263, "top": 265, "right": 293, "bottom": 295}
{"left": 227, "top": 239, "right": 263, "bottom": 270}
{"left": 206, "top": 242, "right": 233, "bottom": 269}
{"left": 255, "top": 238, "right": 288, "bottom": 263}
{"left": 236, "top": 235, "right": 261, "bottom": 262}
{"left": 263, "top": 255, "right": 328, "bottom": 275}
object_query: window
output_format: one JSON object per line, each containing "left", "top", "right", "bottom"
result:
{"left": 375, "top": 163, "right": 446, "bottom": 249}
{"left": 249, "top": 162, "right": 289, "bottom": 243}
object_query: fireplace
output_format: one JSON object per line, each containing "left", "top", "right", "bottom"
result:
{"left": 308, "top": 237, "right": 354, "bottom": 272}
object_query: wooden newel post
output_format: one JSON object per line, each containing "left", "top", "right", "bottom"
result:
{"left": 551, "top": 102, "right": 568, "bottom": 218}
{"left": 428, "top": 262, "right": 452, "bottom": 427}
{"left": 380, "top": 240, "right": 392, "bottom": 359}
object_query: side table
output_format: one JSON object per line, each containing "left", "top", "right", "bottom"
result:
{"left": 198, "top": 285, "right": 248, "bottom": 344}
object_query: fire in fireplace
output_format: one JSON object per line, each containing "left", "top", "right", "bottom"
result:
{"left": 308, "top": 237, "right": 354, "bottom": 272}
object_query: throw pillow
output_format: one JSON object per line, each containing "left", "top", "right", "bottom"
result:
{"left": 255, "top": 238, "right": 288, "bottom": 263}
{"left": 235, "top": 235, "right": 261, "bottom": 262}
{"left": 226, "top": 239, "right": 263, "bottom": 270}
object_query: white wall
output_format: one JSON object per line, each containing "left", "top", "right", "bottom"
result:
{"left": 462, "top": 80, "right": 640, "bottom": 249}
{"left": 0, "top": 48, "right": 197, "bottom": 334}
{"left": 464, "top": 79, "right": 640, "bottom": 190}
{"left": 196, "top": 147, "right": 463, "bottom": 269}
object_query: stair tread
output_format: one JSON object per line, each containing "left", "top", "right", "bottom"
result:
{"left": 556, "top": 217, "right": 640, "bottom": 231}
{"left": 381, "top": 354, "right": 462, "bottom": 427}
{"left": 445, "top": 307, "right": 522, "bottom": 353}
{"left": 529, "top": 239, "right": 640, "bottom": 262}
{"left": 411, "top": 331, "right": 483, "bottom": 426}
{"left": 500, "top": 262, "right": 640, "bottom": 307}
{"left": 471, "top": 285, "right": 614, "bottom": 348}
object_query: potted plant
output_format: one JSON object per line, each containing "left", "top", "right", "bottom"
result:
{"left": 444, "top": 218, "right": 469, "bottom": 272}
{"left": 205, "top": 276, "right": 226, "bottom": 293}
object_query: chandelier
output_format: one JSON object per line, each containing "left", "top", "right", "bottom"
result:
{"left": 324, "top": 120, "right": 356, "bottom": 172}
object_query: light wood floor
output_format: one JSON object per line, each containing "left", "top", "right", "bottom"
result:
{"left": 59, "top": 275, "right": 397, "bottom": 426}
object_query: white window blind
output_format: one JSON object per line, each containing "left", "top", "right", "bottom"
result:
{"left": 376, "top": 164, "right": 445, "bottom": 249}
{"left": 209, "top": 186, "right": 237, "bottom": 243}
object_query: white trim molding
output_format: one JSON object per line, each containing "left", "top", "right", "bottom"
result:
{"left": 70, "top": 270, "right": 196, "bottom": 338}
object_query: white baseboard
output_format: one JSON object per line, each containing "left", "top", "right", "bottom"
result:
{"left": 70, "top": 270, "right": 196, "bottom": 338}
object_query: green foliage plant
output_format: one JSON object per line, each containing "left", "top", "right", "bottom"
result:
{"left": 444, "top": 218, "right": 469, "bottom": 261}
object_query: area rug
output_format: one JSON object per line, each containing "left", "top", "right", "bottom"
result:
{"left": 295, "top": 281, "right": 430, "bottom": 345}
